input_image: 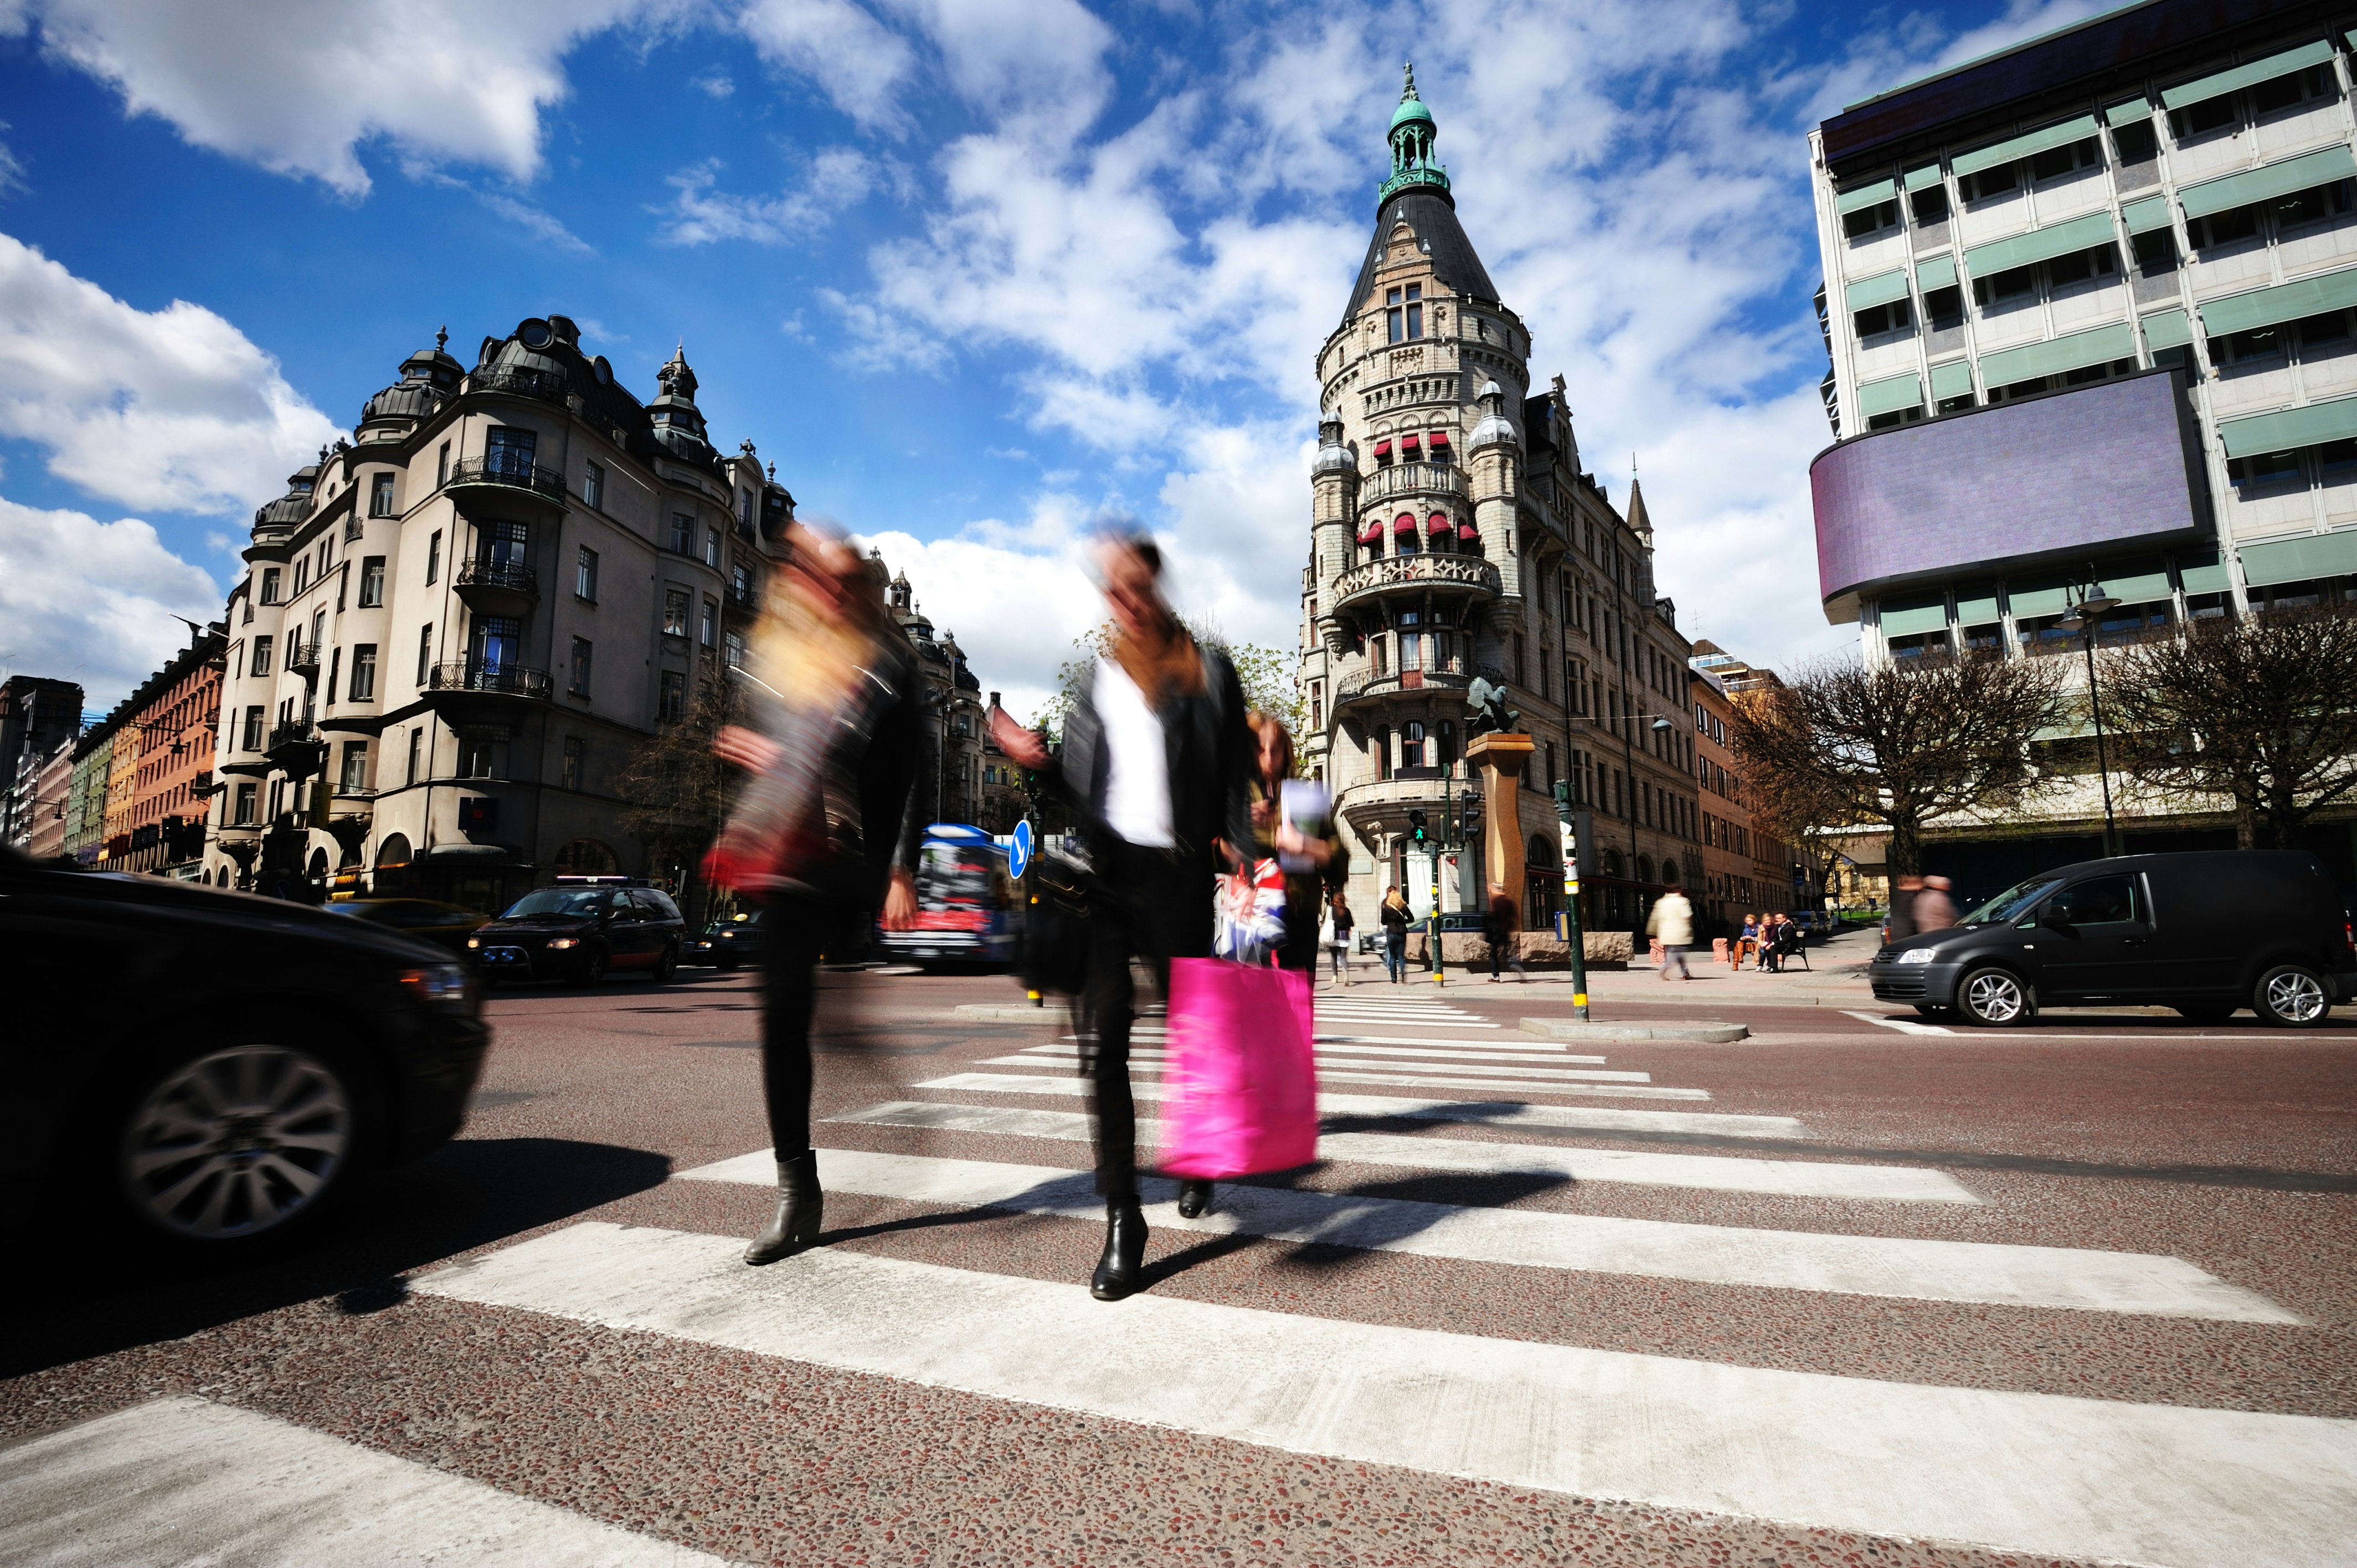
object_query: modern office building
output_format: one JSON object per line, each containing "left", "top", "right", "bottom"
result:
{"left": 203, "top": 318, "right": 796, "bottom": 910}
{"left": 1811, "top": 0, "right": 2357, "bottom": 664}
{"left": 1301, "top": 66, "right": 1704, "bottom": 933}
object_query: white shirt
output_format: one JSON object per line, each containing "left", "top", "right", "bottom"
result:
{"left": 1094, "top": 659, "right": 1172, "bottom": 849}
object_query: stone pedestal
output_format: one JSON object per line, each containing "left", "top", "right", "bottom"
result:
{"left": 1464, "top": 731, "right": 1535, "bottom": 915}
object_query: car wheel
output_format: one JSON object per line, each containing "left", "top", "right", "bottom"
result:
{"left": 1955, "top": 967, "right": 2034, "bottom": 1027}
{"left": 111, "top": 1043, "right": 361, "bottom": 1251}
{"left": 581, "top": 948, "right": 609, "bottom": 986}
{"left": 2174, "top": 1002, "right": 2235, "bottom": 1024}
{"left": 652, "top": 943, "right": 678, "bottom": 984}
{"left": 2253, "top": 964, "right": 2330, "bottom": 1028}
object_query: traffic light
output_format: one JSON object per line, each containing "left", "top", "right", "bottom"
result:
{"left": 1407, "top": 808, "right": 1428, "bottom": 845}
{"left": 1458, "top": 789, "right": 1482, "bottom": 840}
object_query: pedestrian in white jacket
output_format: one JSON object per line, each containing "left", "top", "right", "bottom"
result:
{"left": 1648, "top": 886, "right": 1696, "bottom": 982}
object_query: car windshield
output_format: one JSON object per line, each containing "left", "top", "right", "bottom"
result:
{"left": 502, "top": 889, "right": 606, "bottom": 918}
{"left": 1960, "top": 875, "right": 2062, "bottom": 927}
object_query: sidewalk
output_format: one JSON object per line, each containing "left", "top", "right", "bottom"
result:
{"left": 1331, "top": 930, "right": 1882, "bottom": 1008}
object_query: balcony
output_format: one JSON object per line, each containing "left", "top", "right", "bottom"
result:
{"left": 467, "top": 367, "right": 569, "bottom": 405}
{"left": 1332, "top": 667, "right": 1473, "bottom": 713}
{"left": 442, "top": 453, "right": 568, "bottom": 511}
{"left": 1360, "top": 462, "right": 1468, "bottom": 505}
{"left": 725, "top": 580, "right": 759, "bottom": 611}
{"left": 1332, "top": 553, "right": 1502, "bottom": 616}
{"left": 264, "top": 723, "right": 327, "bottom": 779}
{"left": 1334, "top": 774, "right": 1475, "bottom": 844}
{"left": 424, "top": 661, "right": 552, "bottom": 723}
{"left": 456, "top": 557, "right": 541, "bottom": 616}
{"left": 284, "top": 639, "right": 321, "bottom": 680}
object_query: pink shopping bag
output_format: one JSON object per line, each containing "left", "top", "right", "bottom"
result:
{"left": 1157, "top": 957, "right": 1318, "bottom": 1179}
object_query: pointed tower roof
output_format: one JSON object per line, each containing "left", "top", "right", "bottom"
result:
{"left": 1625, "top": 476, "right": 1654, "bottom": 541}
{"left": 1342, "top": 65, "right": 1497, "bottom": 324}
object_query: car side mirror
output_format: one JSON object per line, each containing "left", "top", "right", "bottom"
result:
{"left": 2042, "top": 912, "right": 2072, "bottom": 933}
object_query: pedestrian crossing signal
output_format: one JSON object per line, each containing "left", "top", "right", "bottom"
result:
{"left": 1407, "top": 809, "right": 1428, "bottom": 845}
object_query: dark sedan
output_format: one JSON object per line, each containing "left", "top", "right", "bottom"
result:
{"left": 688, "top": 909, "right": 765, "bottom": 970}
{"left": 1, "top": 845, "right": 488, "bottom": 1257}
{"left": 467, "top": 881, "right": 685, "bottom": 985}
{"left": 325, "top": 898, "right": 490, "bottom": 954}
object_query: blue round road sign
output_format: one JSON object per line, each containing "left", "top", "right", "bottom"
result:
{"left": 1009, "top": 818, "right": 1033, "bottom": 880}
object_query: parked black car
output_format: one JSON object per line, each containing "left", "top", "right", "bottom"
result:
{"left": 687, "top": 909, "right": 765, "bottom": 970}
{"left": 468, "top": 879, "right": 686, "bottom": 984}
{"left": 325, "top": 898, "right": 490, "bottom": 955}
{"left": 1871, "top": 850, "right": 2355, "bottom": 1027}
{"left": 1, "top": 846, "right": 488, "bottom": 1256}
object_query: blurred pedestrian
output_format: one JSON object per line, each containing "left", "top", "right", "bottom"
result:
{"left": 1649, "top": 884, "right": 1695, "bottom": 981}
{"left": 1248, "top": 713, "right": 1347, "bottom": 976}
{"left": 1484, "top": 883, "right": 1526, "bottom": 982}
{"left": 988, "top": 526, "right": 1254, "bottom": 1299}
{"left": 1888, "top": 875, "right": 1922, "bottom": 943}
{"left": 1380, "top": 886, "right": 1411, "bottom": 982}
{"left": 1326, "top": 891, "right": 1355, "bottom": 986}
{"left": 1916, "top": 875, "right": 1958, "bottom": 932}
{"left": 710, "top": 523, "right": 925, "bottom": 1268}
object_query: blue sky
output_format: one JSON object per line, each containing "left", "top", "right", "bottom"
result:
{"left": 0, "top": 0, "right": 2114, "bottom": 713}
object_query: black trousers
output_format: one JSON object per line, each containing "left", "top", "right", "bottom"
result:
{"left": 1076, "top": 838, "right": 1211, "bottom": 1198}
{"left": 760, "top": 896, "right": 854, "bottom": 1158}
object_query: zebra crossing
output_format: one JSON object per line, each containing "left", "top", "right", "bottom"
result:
{"left": 12, "top": 986, "right": 2354, "bottom": 1568}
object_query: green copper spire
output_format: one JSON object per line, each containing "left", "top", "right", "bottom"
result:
{"left": 1378, "top": 61, "right": 1449, "bottom": 206}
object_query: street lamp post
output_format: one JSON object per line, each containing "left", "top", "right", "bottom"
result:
{"left": 2057, "top": 580, "right": 2122, "bottom": 858}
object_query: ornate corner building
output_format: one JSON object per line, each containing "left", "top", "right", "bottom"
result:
{"left": 1300, "top": 68, "right": 1711, "bottom": 935}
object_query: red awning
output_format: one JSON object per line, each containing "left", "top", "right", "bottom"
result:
{"left": 1457, "top": 520, "right": 1480, "bottom": 541}
{"left": 1427, "top": 512, "right": 1452, "bottom": 534}
{"left": 1392, "top": 512, "right": 1417, "bottom": 533}
{"left": 1372, "top": 439, "right": 1392, "bottom": 457}
{"left": 1356, "top": 520, "right": 1381, "bottom": 544}
{"left": 1401, "top": 434, "right": 1422, "bottom": 453}
{"left": 1428, "top": 430, "right": 1452, "bottom": 451}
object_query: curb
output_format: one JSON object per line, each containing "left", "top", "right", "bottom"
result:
{"left": 954, "top": 1003, "right": 1065, "bottom": 1023}
{"left": 1520, "top": 1018, "right": 1751, "bottom": 1044}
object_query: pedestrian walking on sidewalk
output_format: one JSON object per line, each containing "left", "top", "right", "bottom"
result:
{"left": 1648, "top": 884, "right": 1695, "bottom": 981}
{"left": 1380, "top": 887, "right": 1411, "bottom": 982}
{"left": 1483, "top": 883, "right": 1526, "bottom": 982}
{"left": 708, "top": 523, "right": 927, "bottom": 1268}
{"left": 1249, "top": 713, "right": 1347, "bottom": 978}
{"left": 1916, "top": 875, "right": 1958, "bottom": 932}
{"left": 1326, "top": 891, "right": 1355, "bottom": 986}
{"left": 988, "top": 526, "right": 1255, "bottom": 1301}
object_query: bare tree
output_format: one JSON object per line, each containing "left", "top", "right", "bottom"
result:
{"left": 2101, "top": 604, "right": 2357, "bottom": 849}
{"left": 617, "top": 676, "right": 742, "bottom": 926}
{"left": 1731, "top": 654, "right": 2067, "bottom": 878}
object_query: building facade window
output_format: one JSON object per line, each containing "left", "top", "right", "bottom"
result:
{"left": 569, "top": 636, "right": 593, "bottom": 697}
{"left": 338, "top": 741, "right": 369, "bottom": 793}
{"left": 472, "top": 616, "right": 521, "bottom": 674}
{"left": 415, "top": 624, "right": 434, "bottom": 685}
{"left": 670, "top": 513, "right": 695, "bottom": 554}
{"left": 348, "top": 644, "right": 377, "bottom": 702}
{"left": 455, "top": 729, "right": 503, "bottom": 779}
{"left": 358, "top": 555, "right": 385, "bottom": 607}
{"left": 425, "top": 529, "right": 441, "bottom": 585}
{"left": 1386, "top": 283, "right": 1423, "bottom": 343}
{"left": 663, "top": 587, "right": 690, "bottom": 637}
{"left": 260, "top": 568, "right": 281, "bottom": 604}
{"left": 700, "top": 597, "right": 718, "bottom": 648}
{"left": 583, "top": 461, "right": 604, "bottom": 510}
{"left": 723, "top": 628, "right": 744, "bottom": 668}
{"left": 406, "top": 726, "right": 421, "bottom": 786}
{"left": 560, "top": 736, "right": 585, "bottom": 791}
{"left": 369, "top": 473, "right": 395, "bottom": 517}
{"left": 576, "top": 546, "right": 599, "bottom": 602}
{"left": 436, "top": 442, "right": 450, "bottom": 486}
{"left": 233, "top": 782, "right": 257, "bottom": 826}
{"left": 659, "top": 669, "right": 686, "bottom": 723}
{"left": 241, "top": 705, "right": 263, "bottom": 751}
{"left": 704, "top": 524, "right": 722, "bottom": 568}
{"left": 251, "top": 635, "right": 274, "bottom": 677}
{"left": 483, "top": 424, "right": 536, "bottom": 478}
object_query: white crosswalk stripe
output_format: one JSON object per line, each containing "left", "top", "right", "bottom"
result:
{"left": 909, "top": 1070, "right": 1772, "bottom": 1117}
{"left": 982, "top": 1051, "right": 1659, "bottom": 1085}
{"left": 412, "top": 1222, "right": 2356, "bottom": 1568}
{"left": 677, "top": 1146, "right": 2292, "bottom": 1319}
{"left": 0, "top": 1396, "right": 730, "bottom": 1566}
{"left": 828, "top": 1100, "right": 1970, "bottom": 1202}
{"left": 1042, "top": 1039, "right": 1612, "bottom": 1064}
{"left": 975, "top": 1058, "right": 1711, "bottom": 1101}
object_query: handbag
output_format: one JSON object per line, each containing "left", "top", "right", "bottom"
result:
{"left": 1158, "top": 958, "right": 1318, "bottom": 1179}
{"left": 1018, "top": 842, "right": 1095, "bottom": 996}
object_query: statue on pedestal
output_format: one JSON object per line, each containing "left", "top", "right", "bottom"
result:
{"left": 1464, "top": 677, "right": 1520, "bottom": 738}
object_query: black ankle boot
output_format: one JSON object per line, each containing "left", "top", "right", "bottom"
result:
{"left": 1176, "top": 1179, "right": 1212, "bottom": 1219}
{"left": 1090, "top": 1198, "right": 1147, "bottom": 1301}
{"left": 744, "top": 1149, "right": 823, "bottom": 1266}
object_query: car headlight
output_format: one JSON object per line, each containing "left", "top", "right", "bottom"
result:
{"left": 548, "top": 937, "right": 579, "bottom": 950}
{"left": 466, "top": 936, "right": 482, "bottom": 948}
{"left": 399, "top": 963, "right": 471, "bottom": 1008}
{"left": 1897, "top": 947, "right": 1938, "bottom": 965}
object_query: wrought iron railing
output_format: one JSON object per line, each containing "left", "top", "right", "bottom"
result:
{"left": 467, "top": 367, "right": 568, "bottom": 404}
{"left": 284, "top": 639, "right": 320, "bottom": 675}
{"left": 457, "top": 558, "right": 539, "bottom": 596}
{"left": 266, "top": 721, "right": 317, "bottom": 752}
{"left": 426, "top": 662, "right": 552, "bottom": 700}
{"left": 445, "top": 453, "right": 566, "bottom": 501}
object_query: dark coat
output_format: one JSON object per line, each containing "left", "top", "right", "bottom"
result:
{"left": 840, "top": 634, "right": 929, "bottom": 907}
{"left": 1043, "top": 644, "right": 1256, "bottom": 864}
{"left": 1380, "top": 899, "right": 1411, "bottom": 938}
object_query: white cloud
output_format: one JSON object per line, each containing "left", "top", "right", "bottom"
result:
{"left": 657, "top": 148, "right": 881, "bottom": 245}
{"left": 0, "top": 231, "right": 340, "bottom": 516}
{"left": 738, "top": 0, "right": 919, "bottom": 136}
{"left": 856, "top": 526, "right": 1102, "bottom": 719}
{"left": 0, "top": 496, "right": 220, "bottom": 709}
{"left": 0, "top": 122, "right": 25, "bottom": 199}
{"left": 692, "top": 69, "right": 735, "bottom": 99}
{"left": 14, "top": 0, "right": 668, "bottom": 194}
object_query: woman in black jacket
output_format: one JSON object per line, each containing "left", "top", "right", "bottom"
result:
{"left": 989, "top": 528, "right": 1255, "bottom": 1299}
{"left": 712, "top": 525, "right": 927, "bottom": 1267}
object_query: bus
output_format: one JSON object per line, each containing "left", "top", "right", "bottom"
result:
{"left": 881, "top": 823, "right": 1023, "bottom": 969}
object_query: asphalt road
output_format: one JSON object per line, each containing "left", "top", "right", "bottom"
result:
{"left": 6, "top": 953, "right": 2355, "bottom": 1567}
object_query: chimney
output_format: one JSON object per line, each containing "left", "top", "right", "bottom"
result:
{"left": 989, "top": 690, "right": 1001, "bottom": 708}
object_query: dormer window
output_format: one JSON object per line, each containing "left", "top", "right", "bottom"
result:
{"left": 1387, "top": 284, "right": 1423, "bottom": 343}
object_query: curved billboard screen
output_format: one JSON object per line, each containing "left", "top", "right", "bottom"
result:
{"left": 1811, "top": 369, "right": 2210, "bottom": 618}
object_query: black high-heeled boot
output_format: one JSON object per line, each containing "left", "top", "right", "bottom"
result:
{"left": 1090, "top": 1198, "right": 1147, "bottom": 1301}
{"left": 1176, "top": 1179, "right": 1212, "bottom": 1219}
{"left": 744, "top": 1149, "right": 823, "bottom": 1266}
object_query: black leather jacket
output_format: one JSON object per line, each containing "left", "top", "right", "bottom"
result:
{"left": 1045, "top": 645, "right": 1255, "bottom": 864}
